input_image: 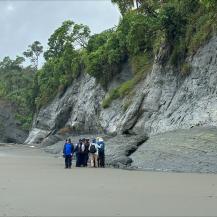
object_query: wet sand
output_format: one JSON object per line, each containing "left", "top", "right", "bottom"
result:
{"left": 0, "top": 145, "right": 217, "bottom": 216}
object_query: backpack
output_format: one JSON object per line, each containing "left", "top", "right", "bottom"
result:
{"left": 89, "top": 144, "right": 97, "bottom": 154}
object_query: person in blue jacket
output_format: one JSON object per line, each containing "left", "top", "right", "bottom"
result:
{"left": 63, "top": 139, "right": 74, "bottom": 169}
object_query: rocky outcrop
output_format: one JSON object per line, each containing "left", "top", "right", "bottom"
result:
{"left": 25, "top": 73, "right": 105, "bottom": 145}
{"left": 130, "top": 127, "right": 217, "bottom": 173}
{"left": 112, "top": 36, "right": 217, "bottom": 135}
{"left": 25, "top": 36, "right": 217, "bottom": 172}
{"left": 0, "top": 99, "right": 28, "bottom": 143}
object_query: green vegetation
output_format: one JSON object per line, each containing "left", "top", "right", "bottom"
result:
{"left": 1, "top": 0, "right": 217, "bottom": 128}
{"left": 35, "top": 21, "right": 90, "bottom": 109}
{"left": 180, "top": 63, "right": 191, "bottom": 76}
{"left": 23, "top": 41, "right": 43, "bottom": 70}
{"left": 0, "top": 56, "right": 35, "bottom": 130}
{"left": 24, "top": 1, "right": 217, "bottom": 111}
{"left": 102, "top": 53, "right": 152, "bottom": 108}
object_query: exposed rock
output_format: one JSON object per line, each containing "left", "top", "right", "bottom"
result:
{"left": 26, "top": 73, "right": 105, "bottom": 145}
{"left": 25, "top": 36, "right": 217, "bottom": 173}
{"left": 108, "top": 61, "right": 133, "bottom": 90}
{"left": 130, "top": 127, "right": 217, "bottom": 173}
{"left": 128, "top": 36, "right": 217, "bottom": 135}
{"left": 105, "top": 134, "right": 148, "bottom": 168}
{"left": 102, "top": 36, "right": 217, "bottom": 136}
{"left": 25, "top": 128, "right": 50, "bottom": 145}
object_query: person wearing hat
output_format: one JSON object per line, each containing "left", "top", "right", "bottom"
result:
{"left": 97, "top": 137, "right": 105, "bottom": 168}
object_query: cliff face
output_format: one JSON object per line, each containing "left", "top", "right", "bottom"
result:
{"left": 0, "top": 99, "right": 28, "bottom": 143}
{"left": 25, "top": 73, "right": 105, "bottom": 144}
{"left": 26, "top": 36, "right": 217, "bottom": 144}
{"left": 24, "top": 36, "right": 217, "bottom": 172}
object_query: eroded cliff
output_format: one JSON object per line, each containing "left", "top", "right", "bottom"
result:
{"left": 25, "top": 36, "right": 217, "bottom": 172}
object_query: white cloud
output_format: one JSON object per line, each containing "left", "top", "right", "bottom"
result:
{"left": 6, "top": 4, "right": 15, "bottom": 12}
{"left": 0, "top": 1, "right": 120, "bottom": 62}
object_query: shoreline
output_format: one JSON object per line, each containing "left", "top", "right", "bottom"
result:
{"left": 1, "top": 143, "right": 217, "bottom": 175}
{"left": 1, "top": 145, "right": 217, "bottom": 216}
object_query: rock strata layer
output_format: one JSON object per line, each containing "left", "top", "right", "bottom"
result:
{"left": 25, "top": 36, "right": 217, "bottom": 172}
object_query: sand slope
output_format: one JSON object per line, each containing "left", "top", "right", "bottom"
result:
{"left": 0, "top": 145, "right": 217, "bottom": 216}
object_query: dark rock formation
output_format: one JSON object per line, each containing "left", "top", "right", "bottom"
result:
{"left": 0, "top": 99, "right": 28, "bottom": 143}
{"left": 130, "top": 127, "right": 217, "bottom": 173}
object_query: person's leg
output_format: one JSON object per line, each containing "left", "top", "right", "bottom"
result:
{"left": 93, "top": 154, "right": 95, "bottom": 167}
{"left": 86, "top": 153, "right": 89, "bottom": 167}
{"left": 82, "top": 154, "right": 85, "bottom": 167}
{"left": 69, "top": 155, "right": 72, "bottom": 168}
{"left": 94, "top": 154, "right": 98, "bottom": 168}
{"left": 68, "top": 156, "right": 71, "bottom": 168}
{"left": 76, "top": 154, "right": 80, "bottom": 167}
{"left": 84, "top": 153, "right": 88, "bottom": 167}
{"left": 97, "top": 154, "right": 99, "bottom": 167}
{"left": 66, "top": 155, "right": 70, "bottom": 168}
{"left": 101, "top": 152, "right": 105, "bottom": 168}
{"left": 65, "top": 156, "right": 68, "bottom": 168}
{"left": 90, "top": 154, "right": 94, "bottom": 167}
{"left": 80, "top": 154, "right": 83, "bottom": 167}
{"left": 98, "top": 152, "right": 102, "bottom": 167}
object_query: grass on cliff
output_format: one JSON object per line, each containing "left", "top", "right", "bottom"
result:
{"left": 102, "top": 53, "right": 152, "bottom": 109}
{"left": 170, "top": 5, "right": 217, "bottom": 67}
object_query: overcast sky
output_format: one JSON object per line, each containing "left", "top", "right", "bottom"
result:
{"left": 0, "top": 0, "right": 121, "bottom": 64}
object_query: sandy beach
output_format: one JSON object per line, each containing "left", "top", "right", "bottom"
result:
{"left": 0, "top": 145, "right": 217, "bottom": 216}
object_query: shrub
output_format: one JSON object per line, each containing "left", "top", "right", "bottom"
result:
{"left": 102, "top": 52, "right": 153, "bottom": 109}
{"left": 181, "top": 63, "right": 191, "bottom": 76}
{"left": 118, "top": 80, "right": 135, "bottom": 97}
{"left": 186, "top": 12, "right": 216, "bottom": 55}
{"left": 102, "top": 88, "right": 120, "bottom": 109}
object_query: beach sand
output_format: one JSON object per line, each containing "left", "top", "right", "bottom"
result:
{"left": 0, "top": 145, "right": 217, "bottom": 216}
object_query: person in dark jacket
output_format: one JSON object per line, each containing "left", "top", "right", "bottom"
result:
{"left": 74, "top": 139, "right": 83, "bottom": 167}
{"left": 84, "top": 138, "right": 90, "bottom": 167}
{"left": 79, "top": 138, "right": 86, "bottom": 167}
{"left": 97, "top": 138, "right": 105, "bottom": 168}
{"left": 63, "top": 139, "right": 74, "bottom": 169}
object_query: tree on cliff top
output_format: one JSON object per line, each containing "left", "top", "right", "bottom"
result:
{"left": 23, "top": 41, "right": 43, "bottom": 70}
{"left": 44, "top": 20, "right": 90, "bottom": 61}
{"left": 111, "top": 0, "right": 134, "bottom": 15}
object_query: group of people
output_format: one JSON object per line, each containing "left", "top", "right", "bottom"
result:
{"left": 63, "top": 137, "right": 105, "bottom": 169}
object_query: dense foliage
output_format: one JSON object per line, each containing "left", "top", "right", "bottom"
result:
{"left": 34, "top": 21, "right": 90, "bottom": 108}
{"left": 29, "top": 0, "right": 217, "bottom": 109}
{"left": 1, "top": 0, "right": 217, "bottom": 129}
{"left": 23, "top": 41, "right": 43, "bottom": 70}
{"left": 0, "top": 56, "right": 35, "bottom": 130}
